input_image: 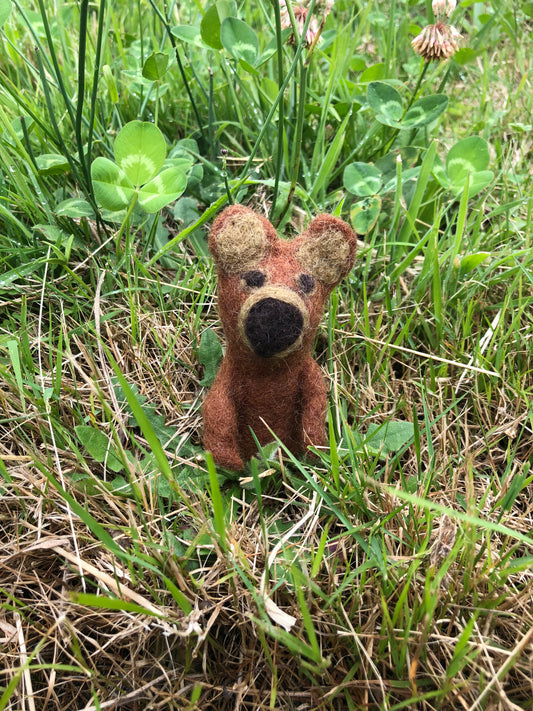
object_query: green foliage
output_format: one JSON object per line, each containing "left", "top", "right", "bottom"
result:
{"left": 200, "top": 0, "right": 236, "bottom": 49}
{"left": 367, "top": 81, "right": 448, "bottom": 129}
{"left": 112, "top": 379, "right": 177, "bottom": 451}
{"left": 142, "top": 51, "right": 169, "bottom": 81}
{"left": 349, "top": 194, "right": 382, "bottom": 234}
{"left": 367, "top": 81, "right": 404, "bottom": 125}
{"left": 343, "top": 161, "right": 382, "bottom": 197}
{"left": 220, "top": 17, "right": 259, "bottom": 70}
{"left": 457, "top": 251, "right": 490, "bottom": 274}
{"left": 0, "top": 0, "right": 503, "bottom": 255}
{"left": 434, "top": 135, "right": 494, "bottom": 198}
{"left": 0, "top": 0, "right": 11, "bottom": 26}
{"left": 355, "top": 420, "right": 415, "bottom": 459}
{"left": 197, "top": 328, "right": 223, "bottom": 387}
{"left": 74, "top": 425, "right": 125, "bottom": 473}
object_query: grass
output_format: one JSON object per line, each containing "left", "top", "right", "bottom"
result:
{"left": 0, "top": 0, "right": 532, "bottom": 708}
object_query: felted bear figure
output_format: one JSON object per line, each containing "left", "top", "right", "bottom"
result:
{"left": 202, "top": 205, "right": 357, "bottom": 471}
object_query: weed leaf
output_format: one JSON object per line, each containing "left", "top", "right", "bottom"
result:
{"left": 142, "top": 52, "right": 169, "bottom": 81}
{"left": 447, "top": 136, "right": 490, "bottom": 179}
{"left": 171, "top": 25, "right": 204, "bottom": 47}
{"left": 361, "top": 420, "right": 415, "bottom": 458}
{"left": 112, "top": 378, "right": 176, "bottom": 448}
{"left": 55, "top": 198, "right": 95, "bottom": 218}
{"left": 75, "top": 425, "right": 124, "bottom": 472}
{"left": 36, "top": 153, "right": 70, "bottom": 175}
{"left": 458, "top": 252, "right": 490, "bottom": 274}
{"left": 446, "top": 136, "right": 493, "bottom": 196}
{"left": 402, "top": 94, "right": 448, "bottom": 128}
{"left": 0, "top": 0, "right": 11, "bottom": 26}
{"left": 198, "top": 329, "right": 223, "bottom": 387}
{"left": 343, "top": 162, "right": 382, "bottom": 196}
{"left": 461, "top": 170, "right": 493, "bottom": 197}
{"left": 367, "top": 81, "right": 403, "bottom": 126}
{"left": 350, "top": 195, "right": 382, "bottom": 234}
{"left": 200, "top": 0, "right": 235, "bottom": 49}
{"left": 221, "top": 17, "right": 259, "bottom": 66}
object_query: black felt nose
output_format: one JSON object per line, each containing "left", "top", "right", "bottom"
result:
{"left": 244, "top": 297, "right": 304, "bottom": 358}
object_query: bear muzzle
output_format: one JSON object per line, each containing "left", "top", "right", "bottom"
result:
{"left": 238, "top": 286, "right": 310, "bottom": 359}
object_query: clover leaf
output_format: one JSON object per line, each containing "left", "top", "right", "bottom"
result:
{"left": 91, "top": 121, "right": 186, "bottom": 214}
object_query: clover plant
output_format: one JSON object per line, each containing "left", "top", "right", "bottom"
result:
{"left": 91, "top": 120, "right": 187, "bottom": 215}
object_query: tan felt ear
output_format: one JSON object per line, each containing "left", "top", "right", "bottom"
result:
{"left": 209, "top": 205, "right": 271, "bottom": 274}
{"left": 295, "top": 215, "right": 357, "bottom": 285}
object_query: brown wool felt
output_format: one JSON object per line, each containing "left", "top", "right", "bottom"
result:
{"left": 296, "top": 227, "right": 351, "bottom": 284}
{"left": 202, "top": 206, "right": 357, "bottom": 471}
{"left": 209, "top": 206, "right": 272, "bottom": 275}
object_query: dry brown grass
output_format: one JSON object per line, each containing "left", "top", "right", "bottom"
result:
{"left": 1, "top": 247, "right": 532, "bottom": 710}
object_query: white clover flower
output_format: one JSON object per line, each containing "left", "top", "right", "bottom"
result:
{"left": 432, "top": 0, "right": 456, "bottom": 19}
{"left": 279, "top": 0, "right": 334, "bottom": 47}
{"left": 412, "top": 22, "right": 461, "bottom": 61}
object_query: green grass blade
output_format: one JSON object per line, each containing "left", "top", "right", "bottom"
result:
{"left": 205, "top": 451, "right": 227, "bottom": 550}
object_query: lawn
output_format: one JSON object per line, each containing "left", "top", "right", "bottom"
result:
{"left": 0, "top": 0, "right": 532, "bottom": 709}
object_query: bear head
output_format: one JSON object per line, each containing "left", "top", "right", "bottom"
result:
{"left": 208, "top": 205, "right": 357, "bottom": 361}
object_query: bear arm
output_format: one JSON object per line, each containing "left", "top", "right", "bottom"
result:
{"left": 202, "top": 374, "right": 244, "bottom": 471}
{"left": 300, "top": 361, "right": 328, "bottom": 452}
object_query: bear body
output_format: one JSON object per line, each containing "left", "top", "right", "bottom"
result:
{"left": 202, "top": 205, "right": 357, "bottom": 471}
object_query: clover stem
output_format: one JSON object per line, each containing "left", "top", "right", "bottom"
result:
{"left": 154, "top": 81, "right": 160, "bottom": 127}
{"left": 115, "top": 190, "right": 139, "bottom": 262}
{"left": 380, "top": 60, "right": 431, "bottom": 157}
{"left": 269, "top": 0, "right": 285, "bottom": 221}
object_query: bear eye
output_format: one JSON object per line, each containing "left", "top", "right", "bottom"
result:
{"left": 298, "top": 273, "right": 315, "bottom": 294}
{"left": 242, "top": 270, "right": 266, "bottom": 288}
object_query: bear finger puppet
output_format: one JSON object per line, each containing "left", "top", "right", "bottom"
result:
{"left": 202, "top": 205, "right": 357, "bottom": 471}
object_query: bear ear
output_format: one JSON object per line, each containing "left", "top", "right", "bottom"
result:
{"left": 209, "top": 205, "right": 275, "bottom": 274}
{"left": 295, "top": 215, "right": 357, "bottom": 285}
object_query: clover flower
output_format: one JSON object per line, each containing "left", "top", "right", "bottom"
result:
{"left": 412, "top": 21, "right": 461, "bottom": 61}
{"left": 279, "top": 0, "right": 334, "bottom": 47}
{"left": 412, "top": 0, "right": 460, "bottom": 61}
{"left": 432, "top": 0, "right": 456, "bottom": 20}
